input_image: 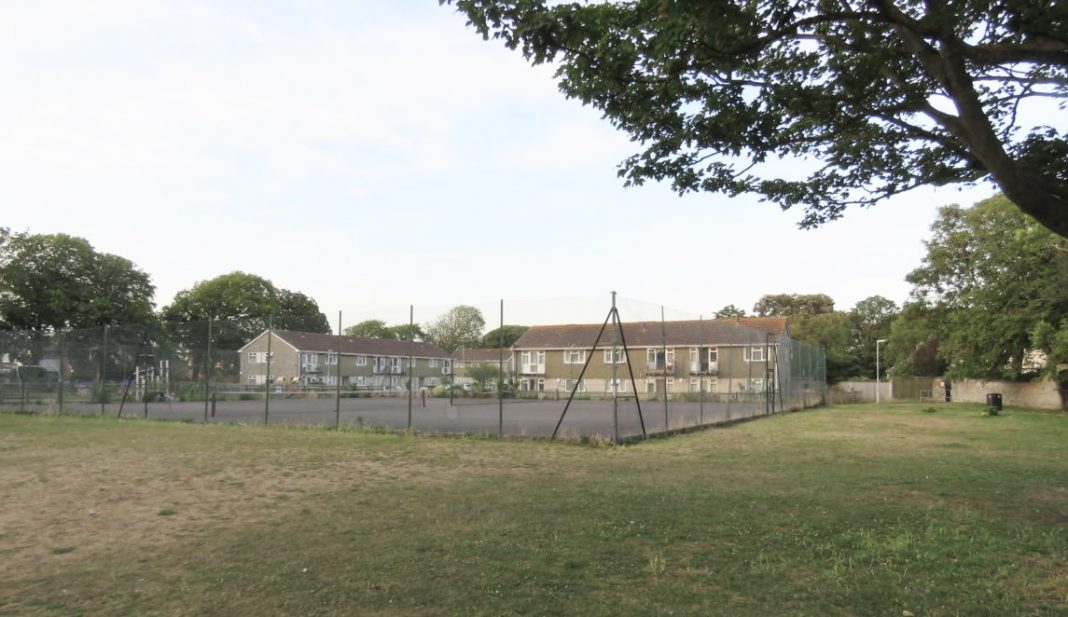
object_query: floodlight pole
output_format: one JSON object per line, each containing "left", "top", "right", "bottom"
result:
{"left": 876, "top": 339, "right": 888, "bottom": 403}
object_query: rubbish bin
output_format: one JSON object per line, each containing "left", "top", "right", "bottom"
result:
{"left": 985, "top": 392, "right": 1003, "bottom": 410}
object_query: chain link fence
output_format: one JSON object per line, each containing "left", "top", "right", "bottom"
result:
{"left": 0, "top": 295, "right": 826, "bottom": 441}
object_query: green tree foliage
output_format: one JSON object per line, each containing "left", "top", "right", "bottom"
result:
{"left": 0, "top": 233, "right": 155, "bottom": 363}
{"left": 425, "top": 305, "right": 486, "bottom": 353}
{"left": 465, "top": 362, "right": 501, "bottom": 392}
{"left": 902, "top": 194, "right": 1068, "bottom": 380}
{"left": 389, "top": 323, "right": 427, "bottom": 342}
{"left": 1030, "top": 319, "right": 1068, "bottom": 409}
{"left": 753, "top": 294, "right": 835, "bottom": 317}
{"left": 714, "top": 304, "right": 747, "bottom": 318}
{"left": 160, "top": 272, "right": 329, "bottom": 379}
{"left": 444, "top": 1, "right": 1068, "bottom": 238}
{"left": 343, "top": 320, "right": 425, "bottom": 341}
{"left": 480, "top": 325, "right": 528, "bottom": 348}
{"left": 849, "top": 295, "right": 899, "bottom": 378}
{"left": 344, "top": 319, "right": 395, "bottom": 339}
{"left": 886, "top": 303, "right": 946, "bottom": 377}
{"left": 791, "top": 312, "right": 856, "bottom": 383}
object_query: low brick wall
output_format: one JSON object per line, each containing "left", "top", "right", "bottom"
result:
{"left": 951, "top": 378, "right": 1063, "bottom": 410}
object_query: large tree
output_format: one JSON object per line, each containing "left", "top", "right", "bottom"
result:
{"left": 0, "top": 232, "right": 155, "bottom": 362}
{"left": 161, "top": 272, "right": 329, "bottom": 379}
{"left": 425, "top": 305, "right": 486, "bottom": 353}
{"left": 902, "top": 193, "right": 1068, "bottom": 381}
{"left": 849, "top": 295, "right": 899, "bottom": 378}
{"left": 444, "top": 0, "right": 1068, "bottom": 237}
{"left": 480, "top": 325, "right": 528, "bottom": 348}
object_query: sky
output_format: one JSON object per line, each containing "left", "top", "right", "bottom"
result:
{"left": 1, "top": 0, "right": 1005, "bottom": 328}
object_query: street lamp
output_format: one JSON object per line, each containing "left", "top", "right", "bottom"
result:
{"left": 876, "top": 339, "right": 888, "bottom": 403}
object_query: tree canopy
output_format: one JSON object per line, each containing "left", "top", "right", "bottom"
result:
{"left": 161, "top": 272, "right": 330, "bottom": 353}
{"left": 0, "top": 232, "right": 155, "bottom": 333}
{"left": 344, "top": 319, "right": 394, "bottom": 339}
{"left": 444, "top": 0, "right": 1068, "bottom": 237}
{"left": 889, "top": 194, "right": 1068, "bottom": 385}
{"left": 753, "top": 294, "right": 835, "bottom": 317}
{"left": 425, "top": 305, "right": 486, "bottom": 353}
{"left": 481, "top": 325, "right": 528, "bottom": 348}
{"left": 714, "top": 304, "right": 747, "bottom": 318}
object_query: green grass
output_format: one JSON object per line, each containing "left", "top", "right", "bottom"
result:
{"left": 0, "top": 403, "right": 1065, "bottom": 616}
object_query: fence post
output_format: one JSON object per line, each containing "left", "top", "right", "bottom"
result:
{"left": 336, "top": 311, "right": 342, "bottom": 431}
{"left": 58, "top": 331, "right": 65, "bottom": 415}
{"left": 407, "top": 305, "right": 413, "bottom": 431}
{"left": 203, "top": 318, "right": 213, "bottom": 421}
{"left": 101, "top": 324, "right": 108, "bottom": 415}
{"left": 498, "top": 299, "right": 504, "bottom": 439}
{"left": 264, "top": 317, "right": 272, "bottom": 426}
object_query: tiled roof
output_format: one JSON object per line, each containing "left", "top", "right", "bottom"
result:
{"left": 513, "top": 317, "right": 787, "bottom": 349}
{"left": 270, "top": 330, "right": 450, "bottom": 358}
{"left": 451, "top": 348, "right": 513, "bottom": 362}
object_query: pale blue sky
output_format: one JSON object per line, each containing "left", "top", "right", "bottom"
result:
{"left": 2, "top": 1, "right": 1005, "bottom": 327}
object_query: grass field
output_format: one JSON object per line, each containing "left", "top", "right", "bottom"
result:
{"left": 1, "top": 403, "right": 1065, "bottom": 616}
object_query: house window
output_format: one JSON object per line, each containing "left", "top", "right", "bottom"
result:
{"left": 751, "top": 378, "right": 765, "bottom": 392}
{"left": 520, "top": 378, "right": 544, "bottom": 392}
{"left": 326, "top": 353, "right": 337, "bottom": 365}
{"left": 606, "top": 378, "right": 627, "bottom": 393}
{"left": 690, "top": 378, "right": 700, "bottom": 392}
{"left": 562, "top": 378, "right": 585, "bottom": 393}
{"left": 646, "top": 348, "right": 674, "bottom": 370}
{"left": 646, "top": 380, "right": 656, "bottom": 394}
{"left": 708, "top": 349, "right": 718, "bottom": 363}
{"left": 689, "top": 347, "right": 699, "bottom": 372}
{"left": 247, "top": 375, "right": 258, "bottom": 384}
{"left": 248, "top": 352, "right": 258, "bottom": 364}
{"left": 603, "top": 348, "right": 626, "bottom": 364}
{"left": 745, "top": 346, "right": 766, "bottom": 362}
{"left": 355, "top": 355, "right": 367, "bottom": 366}
{"left": 441, "top": 359, "right": 452, "bottom": 374}
{"left": 563, "top": 349, "right": 586, "bottom": 364}
{"left": 356, "top": 376, "right": 365, "bottom": 386}
{"left": 301, "top": 352, "right": 319, "bottom": 369}
{"left": 521, "top": 351, "right": 545, "bottom": 374}
{"left": 428, "top": 377, "right": 438, "bottom": 386}
{"left": 429, "top": 358, "right": 438, "bottom": 368}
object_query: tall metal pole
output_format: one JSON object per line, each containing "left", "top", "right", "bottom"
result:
{"left": 765, "top": 332, "right": 772, "bottom": 416}
{"left": 101, "top": 324, "right": 108, "bottom": 416}
{"left": 336, "top": 311, "right": 343, "bottom": 430}
{"left": 58, "top": 331, "right": 65, "bottom": 414}
{"left": 407, "top": 305, "right": 413, "bottom": 430}
{"left": 661, "top": 305, "right": 668, "bottom": 432}
{"left": 698, "top": 314, "right": 704, "bottom": 426}
{"left": 264, "top": 318, "right": 272, "bottom": 425}
{"left": 498, "top": 299, "right": 504, "bottom": 439}
{"left": 204, "top": 318, "right": 213, "bottom": 421}
{"left": 611, "top": 291, "right": 619, "bottom": 444}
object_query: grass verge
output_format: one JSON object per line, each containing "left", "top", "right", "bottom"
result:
{"left": 0, "top": 402, "right": 1065, "bottom": 616}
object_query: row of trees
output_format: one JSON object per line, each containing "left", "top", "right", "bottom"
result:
{"left": 728, "top": 195, "right": 1068, "bottom": 408}
{"left": 886, "top": 195, "right": 1068, "bottom": 407}
{"left": 343, "top": 308, "right": 529, "bottom": 354}
{"left": 714, "top": 293, "right": 899, "bottom": 384}
{"left": 0, "top": 231, "right": 526, "bottom": 362}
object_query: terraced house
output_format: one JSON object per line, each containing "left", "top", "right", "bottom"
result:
{"left": 238, "top": 330, "right": 451, "bottom": 390}
{"left": 511, "top": 317, "right": 788, "bottom": 398}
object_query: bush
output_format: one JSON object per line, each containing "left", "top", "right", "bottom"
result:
{"left": 982, "top": 406, "right": 1001, "bottom": 417}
